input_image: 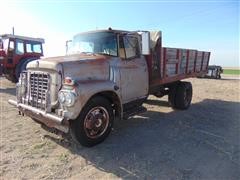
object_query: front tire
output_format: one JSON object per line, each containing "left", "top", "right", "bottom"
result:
{"left": 70, "top": 96, "right": 114, "bottom": 147}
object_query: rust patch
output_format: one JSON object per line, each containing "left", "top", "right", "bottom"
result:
{"left": 76, "top": 79, "right": 107, "bottom": 84}
{"left": 42, "top": 53, "right": 110, "bottom": 63}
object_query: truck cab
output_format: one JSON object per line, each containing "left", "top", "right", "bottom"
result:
{"left": 67, "top": 30, "right": 149, "bottom": 100}
{"left": 9, "top": 29, "right": 210, "bottom": 147}
{"left": 0, "top": 34, "right": 44, "bottom": 82}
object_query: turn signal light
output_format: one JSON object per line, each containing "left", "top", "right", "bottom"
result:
{"left": 64, "top": 77, "right": 74, "bottom": 85}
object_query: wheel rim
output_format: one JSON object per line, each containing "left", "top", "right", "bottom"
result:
{"left": 83, "top": 106, "right": 110, "bottom": 139}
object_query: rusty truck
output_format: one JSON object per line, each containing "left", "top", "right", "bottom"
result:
{"left": 0, "top": 34, "right": 44, "bottom": 82}
{"left": 9, "top": 29, "right": 210, "bottom": 147}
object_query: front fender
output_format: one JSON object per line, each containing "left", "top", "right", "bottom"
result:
{"left": 65, "top": 80, "right": 121, "bottom": 120}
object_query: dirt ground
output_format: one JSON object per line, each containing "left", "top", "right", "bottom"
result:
{"left": 0, "top": 77, "right": 240, "bottom": 180}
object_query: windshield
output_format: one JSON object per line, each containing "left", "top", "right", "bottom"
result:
{"left": 67, "top": 32, "right": 117, "bottom": 56}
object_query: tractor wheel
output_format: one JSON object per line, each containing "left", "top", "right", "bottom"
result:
{"left": 15, "top": 58, "right": 38, "bottom": 82}
{"left": 5, "top": 74, "right": 17, "bottom": 83}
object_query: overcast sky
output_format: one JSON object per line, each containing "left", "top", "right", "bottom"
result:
{"left": 0, "top": 0, "right": 239, "bottom": 67}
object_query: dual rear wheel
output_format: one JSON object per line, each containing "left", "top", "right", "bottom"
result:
{"left": 168, "top": 81, "right": 193, "bottom": 110}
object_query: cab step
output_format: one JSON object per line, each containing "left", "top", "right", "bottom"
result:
{"left": 123, "top": 106, "right": 147, "bottom": 119}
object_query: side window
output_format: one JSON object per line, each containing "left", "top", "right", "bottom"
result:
{"left": 119, "top": 36, "right": 140, "bottom": 59}
{"left": 0, "top": 39, "right": 2, "bottom": 49}
{"left": 9, "top": 40, "right": 14, "bottom": 51}
{"left": 26, "top": 43, "right": 42, "bottom": 53}
{"left": 32, "top": 44, "right": 42, "bottom": 53}
{"left": 26, "top": 43, "right": 33, "bottom": 53}
{"left": 16, "top": 40, "right": 24, "bottom": 54}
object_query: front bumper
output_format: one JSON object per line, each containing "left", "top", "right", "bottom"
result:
{"left": 8, "top": 99, "right": 69, "bottom": 133}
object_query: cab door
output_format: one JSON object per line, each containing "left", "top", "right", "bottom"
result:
{"left": 118, "top": 35, "right": 149, "bottom": 104}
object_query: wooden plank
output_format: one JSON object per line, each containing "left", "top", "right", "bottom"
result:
{"left": 194, "top": 51, "right": 197, "bottom": 72}
{"left": 206, "top": 52, "right": 210, "bottom": 70}
{"left": 149, "top": 45, "right": 210, "bottom": 88}
{"left": 176, "top": 49, "right": 180, "bottom": 74}
{"left": 200, "top": 51, "right": 205, "bottom": 71}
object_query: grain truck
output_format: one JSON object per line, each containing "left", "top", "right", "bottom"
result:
{"left": 8, "top": 29, "right": 210, "bottom": 147}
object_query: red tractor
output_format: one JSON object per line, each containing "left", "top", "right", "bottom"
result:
{"left": 0, "top": 34, "right": 44, "bottom": 82}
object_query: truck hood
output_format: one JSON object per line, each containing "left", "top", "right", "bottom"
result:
{"left": 27, "top": 54, "right": 111, "bottom": 81}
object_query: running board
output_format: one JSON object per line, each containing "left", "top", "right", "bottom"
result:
{"left": 123, "top": 106, "right": 147, "bottom": 119}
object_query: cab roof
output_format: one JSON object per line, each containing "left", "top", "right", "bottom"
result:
{"left": 0, "top": 34, "right": 45, "bottom": 43}
{"left": 74, "top": 28, "right": 134, "bottom": 37}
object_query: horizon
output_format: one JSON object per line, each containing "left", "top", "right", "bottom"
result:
{"left": 0, "top": 0, "right": 239, "bottom": 67}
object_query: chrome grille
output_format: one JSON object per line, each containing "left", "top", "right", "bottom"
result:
{"left": 29, "top": 72, "right": 50, "bottom": 110}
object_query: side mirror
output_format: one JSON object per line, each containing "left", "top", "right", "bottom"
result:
{"left": 65, "top": 40, "right": 72, "bottom": 55}
{"left": 138, "top": 31, "right": 150, "bottom": 55}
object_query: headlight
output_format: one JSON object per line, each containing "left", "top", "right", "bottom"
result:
{"left": 65, "top": 92, "right": 75, "bottom": 106}
{"left": 58, "top": 91, "right": 76, "bottom": 107}
{"left": 58, "top": 91, "right": 66, "bottom": 104}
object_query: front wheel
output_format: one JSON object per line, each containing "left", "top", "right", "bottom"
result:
{"left": 70, "top": 96, "right": 114, "bottom": 147}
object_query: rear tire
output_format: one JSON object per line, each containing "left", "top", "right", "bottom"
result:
{"left": 70, "top": 96, "right": 114, "bottom": 147}
{"left": 175, "top": 82, "right": 192, "bottom": 110}
{"left": 168, "top": 81, "right": 192, "bottom": 110}
{"left": 168, "top": 83, "right": 178, "bottom": 108}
